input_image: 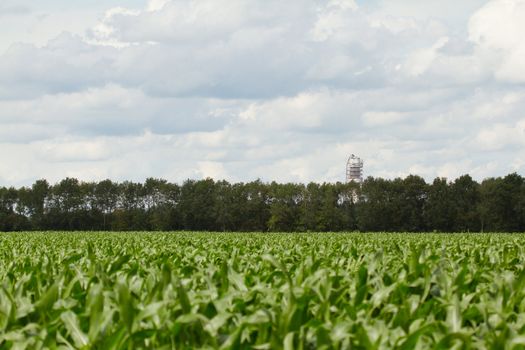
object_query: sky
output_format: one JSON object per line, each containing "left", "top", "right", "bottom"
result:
{"left": 1, "top": 0, "right": 524, "bottom": 186}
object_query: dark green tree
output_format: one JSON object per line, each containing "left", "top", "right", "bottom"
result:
{"left": 451, "top": 174, "right": 481, "bottom": 232}
{"left": 178, "top": 179, "right": 217, "bottom": 231}
{"left": 241, "top": 180, "right": 271, "bottom": 231}
{"left": 479, "top": 173, "right": 524, "bottom": 232}
{"left": 424, "top": 177, "right": 455, "bottom": 232}
{"left": 267, "top": 182, "right": 304, "bottom": 232}
{"left": 357, "top": 177, "right": 395, "bottom": 231}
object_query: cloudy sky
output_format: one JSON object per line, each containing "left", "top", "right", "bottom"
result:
{"left": 1, "top": 0, "right": 524, "bottom": 186}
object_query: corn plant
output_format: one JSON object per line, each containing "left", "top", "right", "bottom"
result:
{"left": 1, "top": 232, "right": 525, "bottom": 349}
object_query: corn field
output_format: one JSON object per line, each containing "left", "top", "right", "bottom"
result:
{"left": 1, "top": 232, "right": 525, "bottom": 349}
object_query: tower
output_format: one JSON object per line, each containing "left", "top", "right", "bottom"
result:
{"left": 346, "top": 154, "right": 363, "bottom": 183}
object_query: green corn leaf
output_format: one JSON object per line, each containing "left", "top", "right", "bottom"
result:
{"left": 60, "top": 311, "right": 89, "bottom": 348}
{"left": 176, "top": 279, "right": 192, "bottom": 314}
{"left": 283, "top": 332, "right": 295, "bottom": 350}
{"left": 116, "top": 281, "right": 134, "bottom": 332}
{"left": 35, "top": 282, "right": 59, "bottom": 313}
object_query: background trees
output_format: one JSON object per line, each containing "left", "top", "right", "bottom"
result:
{"left": 451, "top": 175, "right": 481, "bottom": 232}
{"left": 479, "top": 173, "right": 524, "bottom": 232}
{"left": 1, "top": 173, "right": 524, "bottom": 232}
{"left": 424, "top": 177, "right": 455, "bottom": 232}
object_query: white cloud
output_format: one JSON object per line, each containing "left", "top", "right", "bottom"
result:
{"left": 403, "top": 37, "right": 449, "bottom": 77}
{"left": 197, "top": 161, "right": 229, "bottom": 179}
{"left": 36, "top": 138, "right": 116, "bottom": 162}
{"left": 311, "top": 0, "right": 358, "bottom": 42}
{"left": 362, "top": 111, "right": 409, "bottom": 127}
{"left": 374, "top": 0, "right": 488, "bottom": 26}
{"left": 0, "top": 5, "right": 31, "bottom": 17}
{"left": 2, "top": 0, "right": 444, "bottom": 99}
{"left": 469, "top": 0, "right": 525, "bottom": 82}
{"left": 474, "top": 120, "right": 525, "bottom": 151}
{"left": 147, "top": 0, "right": 170, "bottom": 12}
{"left": 2, "top": 0, "right": 525, "bottom": 187}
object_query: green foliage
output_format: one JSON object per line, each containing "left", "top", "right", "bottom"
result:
{"left": 1, "top": 173, "right": 525, "bottom": 232}
{"left": 2, "top": 232, "right": 525, "bottom": 349}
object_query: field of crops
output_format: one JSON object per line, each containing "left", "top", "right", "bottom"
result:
{"left": 1, "top": 232, "right": 525, "bottom": 349}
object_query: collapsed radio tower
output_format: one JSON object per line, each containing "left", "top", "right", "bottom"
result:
{"left": 346, "top": 154, "right": 364, "bottom": 183}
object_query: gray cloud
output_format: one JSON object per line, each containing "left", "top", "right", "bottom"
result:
{"left": 1, "top": 0, "right": 445, "bottom": 99}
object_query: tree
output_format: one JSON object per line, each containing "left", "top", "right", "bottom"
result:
{"left": 301, "top": 182, "right": 323, "bottom": 231}
{"left": 1, "top": 173, "right": 524, "bottom": 233}
{"left": 213, "top": 180, "right": 235, "bottom": 231}
{"left": 178, "top": 179, "right": 217, "bottom": 231}
{"left": 112, "top": 181, "right": 148, "bottom": 231}
{"left": 46, "top": 178, "right": 84, "bottom": 230}
{"left": 451, "top": 175, "right": 481, "bottom": 232}
{"left": 389, "top": 176, "right": 428, "bottom": 231}
{"left": 357, "top": 177, "right": 395, "bottom": 231}
{"left": 267, "top": 182, "right": 304, "bottom": 232}
{"left": 0, "top": 186, "right": 29, "bottom": 231}
{"left": 317, "top": 183, "right": 345, "bottom": 231}
{"left": 241, "top": 180, "right": 271, "bottom": 231}
{"left": 28, "top": 180, "right": 50, "bottom": 229}
{"left": 93, "top": 179, "right": 119, "bottom": 230}
{"left": 424, "top": 177, "right": 455, "bottom": 232}
{"left": 479, "top": 173, "right": 524, "bottom": 232}
{"left": 335, "top": 181, "right": 359, "bottom": 231}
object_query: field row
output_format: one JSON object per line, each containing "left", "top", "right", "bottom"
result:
{"left": 1, "top": 232, "right": 525, "bottom": 349}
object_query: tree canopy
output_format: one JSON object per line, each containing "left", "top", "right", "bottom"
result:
{"left": 1, "top": 174, "right": 524, "bottom": 232}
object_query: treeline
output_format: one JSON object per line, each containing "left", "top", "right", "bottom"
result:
{"left": 1, "top": 173, "right": 524, "bottom": 232}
